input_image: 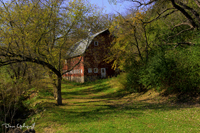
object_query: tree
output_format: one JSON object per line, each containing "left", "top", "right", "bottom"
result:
{"left": 107, "top": 0, "right": 200, "bottom": 68}
{"left": 106, "top": 9, "right": 149, "bottom": 70}
{"left": 108, "top": 0, "right": 200, "bottom": 94}
{"left": 0, "top": 0, "right": 96, "bottom": 105}
{"left": 109, "top": 0, "right": 200, "bottom": 32}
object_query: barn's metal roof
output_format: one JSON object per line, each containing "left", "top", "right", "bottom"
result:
{"left": 66, "top": 29, "right": 109, "bottom": 58}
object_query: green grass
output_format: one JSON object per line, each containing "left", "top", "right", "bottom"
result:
{"left": 25, "top": 77, "right": 200, "bottom": 133}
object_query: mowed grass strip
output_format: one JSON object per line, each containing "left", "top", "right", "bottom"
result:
{"left": 25, "top": 77, "right": 200, "bottom": 133}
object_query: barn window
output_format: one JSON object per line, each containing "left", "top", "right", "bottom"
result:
{"left": 94, "top": 68, "right": 98, "bottom": 73}
{"left": 88, "top": 68, "right": 92, "bottom": 73}
{"left": 94, "top": 41, "right": 98, "bottom": 46}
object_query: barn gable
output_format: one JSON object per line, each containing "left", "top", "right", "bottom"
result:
{"left": 66, "top": 29, "right": 109, "bottom": 58}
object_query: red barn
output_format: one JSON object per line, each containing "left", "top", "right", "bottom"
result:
{"left": 63, "top": 29, "right": 115, "bottom": 83}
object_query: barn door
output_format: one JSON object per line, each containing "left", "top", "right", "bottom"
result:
{"left": 101, "top": 68, "right": 106, "bottom": 78}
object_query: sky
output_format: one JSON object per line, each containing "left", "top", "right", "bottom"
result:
{"left": 88, "top": 0, "right": 134, "bottom": 15}
{"left": 2, "top": 0, "right": 134, "bottom": 15}
{"left": 2, "top": 0, "right": 135, "bottom": 15}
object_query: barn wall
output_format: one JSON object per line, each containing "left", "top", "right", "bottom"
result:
{"left": 84, "top": 30, "right": 115, "bottom": 79}
{"left": 84, "top": 75, "right": 99, "bottom": 82}
{"left": 63, "top": 76, "right": 84, "bottom": 83}
{"left": 63, "top": 56, "right": 85, "bottom": 83}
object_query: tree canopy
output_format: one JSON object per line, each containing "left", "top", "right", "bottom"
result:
{"left": 107, "top": 0, "right": 200, "bottom": 94}
{"left": 0, "top": 0, "right": 100, "bottom": 105}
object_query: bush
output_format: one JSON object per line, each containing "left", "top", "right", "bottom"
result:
{"left": 124, "top": 56, "right": 146, "bottom": 93}
{"left": 139, "top": 45, "right": 200, "bottom": 94}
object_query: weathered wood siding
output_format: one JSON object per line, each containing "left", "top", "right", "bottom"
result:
{"left": 63, "top": 56, "right": 84, "bottom": 83}
{"left": 83, "top": 30, "right": 115, "bottom": 81}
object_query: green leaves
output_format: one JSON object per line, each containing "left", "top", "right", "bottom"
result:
{"left": 0, "top": 0, "right": 95, "bottom": 69}
{"left": 139, "top": 45, "right": 200, "bottom": 93}
{"left": 0, "top": 0, "right": 100, "bottom": 105}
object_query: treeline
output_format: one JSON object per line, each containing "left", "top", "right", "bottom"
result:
{"left": 107, "top": 0, "right": 200, "bottom": 98}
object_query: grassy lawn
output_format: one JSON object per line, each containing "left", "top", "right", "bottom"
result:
{"left": 24, "top": 77, "right": 200, "bottom": 133}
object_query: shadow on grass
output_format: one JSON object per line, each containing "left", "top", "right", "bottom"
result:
{"left": 93, "top": 89, "right": 137, "bottom": 99}
{"left": 37, "top": 100, "right": 194, "bottom": 126}
{"left": 62, "top": 84, "right": 111, "bottom": 96}
{"left": 62, "top": 78, "right": 109, "bottom": 87}
{"left": 37, "top": 101, "right": 140, "bottom": 124}
{"left": 62, "top": 79, "right": 137, "bottom": 100}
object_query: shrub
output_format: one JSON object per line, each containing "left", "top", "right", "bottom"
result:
{"left": 139, "top": 45, "right": 200, "bottom": 94}
{"left": 124, "top": 56, "right": 146, "bottom": 93}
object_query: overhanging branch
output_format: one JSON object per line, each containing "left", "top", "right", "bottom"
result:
{"left": 168, "top": 27, "right": 194, "bottom": 39}
{"left": 143, "top": 8, "right": 176, "bottom": 24}
{"left": 130, "top": 0, "right": 157, "bottom": 7}
{"left": 0, "top": 51, "right": 61, "bottom": 77}
{"left": 171, "top": 0, "right": 198, "bottom": 28}
{"left": 175, "top": 0, "right": 200, "bottom": 24}
{"left": 172, "top": 22, "right": 193, "bottom": 30}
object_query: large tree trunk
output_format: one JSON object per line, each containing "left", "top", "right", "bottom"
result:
{"left": 49, "top": 71, "right": 62, "bottom": 105}
{"left": 56, "top": 75, "right": 62, "bottom": 105}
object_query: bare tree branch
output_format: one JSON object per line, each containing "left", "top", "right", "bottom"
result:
{"left": 194, "top": 0, "right": 200, "bottom": 8}
{"left": 129, "top": 0, "right": 157, "bottom": 7}
{"left": 143, "top": 8, "right": 176, "bottom": 24}
{"left": 171, "top": 0, "right": 198, "bottom": 28}
{"left": 168, "top": 27, "right": 194, "bottom": 39}
{"left": 171, "top": 42, "right": 195, "bottom": 49}
{"left": 172, "top": 22, "right": 193, "bottom": 30}
{"left": 175, "top": 0, "right": 200, "bottom": 24}
{"left": 62, "top": 56, "right": 83, "bottom": 75}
